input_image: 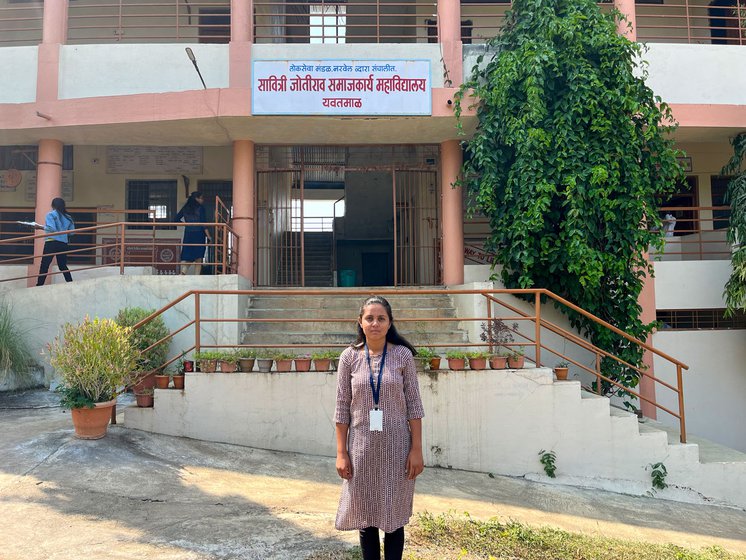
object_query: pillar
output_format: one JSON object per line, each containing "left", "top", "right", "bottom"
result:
{"left": 29, "top": 140, "right": 64, "bottom": 285}
{"left": 38, "top": 0, "right": 69, "bottom": 102}
{"left": 230, "top": 0, "right": 252, "bottom": 88}
{"left": 614, "top": 0, "right": 637, "bottom": 40}
{"left": 437, "top": 0, "right": 463, "bottom": 87}
{"left": 233, "top": 140, "right": 256, "bottom": 283}
{"left": 441, "top": 140, "right": 464, "bottom": 285}
{"left": 638, "top": 261, "right": 658, "bottom": 419}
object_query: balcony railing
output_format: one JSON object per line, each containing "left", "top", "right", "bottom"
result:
{"left": 649, "top": 205, "right": 732, "bottom": 261}
{"left": 0, "top": 1, "right": 743, "bottom": 49}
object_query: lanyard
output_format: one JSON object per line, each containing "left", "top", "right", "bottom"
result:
{"left": 365, "top": 343, "right": 387, "bottom": 409}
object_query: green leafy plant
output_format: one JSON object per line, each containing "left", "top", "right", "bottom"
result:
{"left": 466, "top": 351, "right": 490, "bottom": 359}
{"left": 509, "top": 347, "right": 525, "bottom": 358}
{"left": 114, "top": 307, "right": 170, "bottom": 373}
{"left": 216, "top": 350, "right": 238, "bottom": 362}
{"left": 555, "top": 361, "right": 570, "bottom": 368}
{"left": 538, "top": 449, "right": 557, "bottom": 478}
{"left": 48, "top": 316, "right": 138, "bottom": 409}
{"left": 648, "top": 461, "right": 668, "bottom": 491}
{"left": 194, "top": 350, "right": 221, "bottom": 360}
{"left": 445, "top": 350, "right": 467, "bottom": 360}
{"left": 721, "top": 132, "right": 746, "bottom": 317}
{"left": 0, "top": 298, "right": 36, "bottom": 388}
{"left": 135, "top": 387, "right": 154, "bottom": 396}
{"left": 455, "top": 0, "right": 684, "bottom": 408}
{"left": 236, "top": 349, "right": 257, "bottom": 359}
{"left": 272, "top": 351, "right": 295, "bottom": 360}
{"left": 416, "top": 347, "right": 438, "bottom": 360}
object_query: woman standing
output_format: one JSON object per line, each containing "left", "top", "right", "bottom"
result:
{"left": 176, "top": 191, "right": 212, "bottom": 275}
{"left": 35, "top": 197, "right": 75, "bottom": 286}
{"left": 334, "top": 296, "right": 425, "bottom": 560}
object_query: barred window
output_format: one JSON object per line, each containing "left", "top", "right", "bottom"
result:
{"left": 126, "top": 180, "right": 177, "bottom": 230}
{"left": 657, "top": 308, "right": 746, "bottom": 330}
{"left": 0, "top": 145, "right": 74, "bottom": 170}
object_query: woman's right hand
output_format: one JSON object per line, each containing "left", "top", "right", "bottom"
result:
{"left": 336, "top": 451, "right": 353, "bottom": 479}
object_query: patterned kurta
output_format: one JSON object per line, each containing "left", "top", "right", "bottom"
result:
{"left": 334, "top": 343, "right": 425, "bottom": 533}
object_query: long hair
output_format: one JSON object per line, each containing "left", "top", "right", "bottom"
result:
{"left": 180, "top": 191, "right": 203, "bottom": 217}
{"left": 51, "top": 197, "right": 71, "bottom": 220}
{"left": 353, "top": 295, "right": 417, "bottom": 355}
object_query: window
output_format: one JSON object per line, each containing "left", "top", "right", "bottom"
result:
{"left": 310, "top": 3, "right": 346, "bottom": 43}
{"left": 657, "top": 308, "right": 746, "bottom": 330}
{"left": 0, "top": 145, "right": 74, "bottom": 171}
{"left": 658, "top": 176, "right": 698, "bottom": 237}
{"left": 126, "top": 180, "right": 177, "bottom": 230}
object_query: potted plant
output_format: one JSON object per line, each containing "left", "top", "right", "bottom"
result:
{"left": 554, "top": 360, "right": 570, "bottom": 380}
{"left": 236, "top": 349, "right": 256, "bottom": 372}
{"left": 467, "top": 351, "right": 489, "bottom": 370}
{"left": 256, "top": 350, "right": 274, "bottom": 373}
{"left": 48, "top": 316, "right": 138, "bottom": 439}
{"left": 327, "top": 350, "right": 341, "bottom": 371}
{"left": 508, "top": 347, "right": 526, "bottom": 369}
{"left": 114, "top": 307, "right": 170, "bottom": 392}
{"left": 195, "top": 350, "right": 219, "bottom": 373}
{"left": 312, "top": 351, "right": 331, "bottom": 372}
{"left": 154, "top": 371, "right": 170, "bottom": 389}
{"left": 218, "top": 350, "right": 238, "bottom": 373}
{"left": 135, "top": 387, "right": 154, "bottom": 407}
{"left": 273, "top": 351, "right": 294, "bottom": 372}
{"left": 417, "top": 347, "right": 441, "bottom": 370}
{"left": 294, "top": 354, "right": 312, "bottom": 372}
{"left": 446, "top": 350, "right": 466, "bottom": 370}
{"left": 489, "top": 352, "right": 508, "bottom": 369}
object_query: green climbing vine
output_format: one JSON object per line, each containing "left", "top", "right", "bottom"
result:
{"left": 454, "top": 0, "right": 684, "bottom": 407}
{"left": 721, "top": 132, "right": 746, "bottom": 317}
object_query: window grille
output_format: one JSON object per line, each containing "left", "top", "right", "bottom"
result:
{"left": 126, "top": 180, "right": 177, "bottom": 230}
{"left": 657, "top": 308, "right": 746, "bottom": 330}
{"left": 0, "top": 146, "right": 74, "bottom": 171}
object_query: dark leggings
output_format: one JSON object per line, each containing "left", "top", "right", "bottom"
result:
{"left": 359, "top": 526, "right": 404, "bottom": 560}
{"left": 37, "top": 240, "right": 72, "bottom": 286}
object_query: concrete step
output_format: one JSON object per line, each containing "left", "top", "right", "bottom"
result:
{"left": 245, "top": 307, "right": 457, "bottom": 319}
{"left": 243, "top": 320, "right": 464, "bottom": 334}
{"left": 242, "top": 331, "right": 470, "bottom": 346}
{"left": 247, "top": 295, "right": 454, "bottom": 310}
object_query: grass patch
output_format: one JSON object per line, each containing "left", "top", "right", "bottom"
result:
{"left": 408, "top": 512, "right": 746, "bottom": 560}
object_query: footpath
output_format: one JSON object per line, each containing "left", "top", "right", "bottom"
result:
{"left": 1, "top": 389, "right": 745, "bottom": 559}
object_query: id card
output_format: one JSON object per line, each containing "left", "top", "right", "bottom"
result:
{"left": 369, "top": 408, "right": 383, "bottom": 431}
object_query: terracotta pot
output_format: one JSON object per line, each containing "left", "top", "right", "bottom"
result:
{"left": 256, "top": 358, "right": 273, "bottom": 373}
{"left": 172, "top": 374, "right": 185, "bottom": 389}
{"left": 199, "top": 359, "right": 217, "bottom": 373}
{"left": 294, "top": 358, "right": 312, "bottom": 372}
{"left": 70, "top": 398, "right": 117, "bottom": 439}
{"left": 275, "top": 359, "right": 292, "bottom": 372}
{"left": 135, "top": 393, "right": 154, "bottom": 407}
{"left": 239, "top": 358, "right": 255, "bottom": 372}
{"left": 489, "top": 356, "right": 508, "bottom": 369}
{"left": 219, "top": 360, "right": 237, "bottom": 373}
{"left": 154, "top": 374, "right": 170, "bottom": 389}
{"left": 429, "top": 357, "right": 441, "bottom": 370}
{"left": 554, "top": 367, "right": 569, "bottom": 380}
{"left": 314, "top": 358, "right": 331, "bottom": 372}
{"left": 131, "top": 371, "right": 156, "bottom": 393}
{"left": 508, "top": 356, "right": 525, "bottom": 369}
{"left": 468, "top": 357, "right": 487, "bottom": 370}
{"left": 447, "top": 358, "right": 466, "bottom": 370}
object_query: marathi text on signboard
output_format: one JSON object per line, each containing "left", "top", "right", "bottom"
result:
{"left": 252, "top": 60, "right": 431, "bottom": 116}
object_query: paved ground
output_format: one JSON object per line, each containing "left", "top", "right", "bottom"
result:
{"left": 1, "top": 389, "right": 746, "bottom": 560}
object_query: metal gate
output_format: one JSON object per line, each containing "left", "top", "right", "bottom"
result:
{"left": 256, "top": 146, "right": 440, "bottom": 287}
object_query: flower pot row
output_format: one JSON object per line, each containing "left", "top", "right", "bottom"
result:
{"left": 195, "top": 352, "right": 341, "bottom": 374}
{"left": 417, "top": 349, "right": 527, "bottom": 371}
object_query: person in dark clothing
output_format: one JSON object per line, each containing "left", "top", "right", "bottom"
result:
{"left": 176, "top": 191, "right": 212, "bottom": 275}
{"left": 36, "top": 197, "right": 75, "bottom": 286}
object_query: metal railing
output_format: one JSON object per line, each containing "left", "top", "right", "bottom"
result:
{"left": 0, "top": 220, "right": 239, "bottom": 285}
{"left": 1, "top": 0, "right": 745, "bottom": 47}
{"left": 649, "top": 205, "right": 732, "bottom": 260}
{"left": 133, "top": 286, "right": 690, "bottom": 442}
{"left": 0, "top": 3, "right": 43, "bottom": 46}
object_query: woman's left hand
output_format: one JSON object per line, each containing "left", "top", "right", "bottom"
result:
{"left": 406, "top": 448, "right": 424, "bottom": 480}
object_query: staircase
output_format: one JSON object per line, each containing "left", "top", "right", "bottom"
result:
{"left": 303, "top": 232, "right": 334, "bottom": 287}
{"left": 241, "top": 290, "right": 469, "bottom": 351}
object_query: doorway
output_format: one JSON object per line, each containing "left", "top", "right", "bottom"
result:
{"left": 255, "top": 145, "right": 440, "bottom": 287}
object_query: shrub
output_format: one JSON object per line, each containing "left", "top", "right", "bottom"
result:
{"left": 114, "top": 307, "right": 170, "bottom": 372}
{"left": 0, "top": 298, "right": 35, "bottom": 388}
{"left": 48, "top": 316, "right": 138, "bottom": 408}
